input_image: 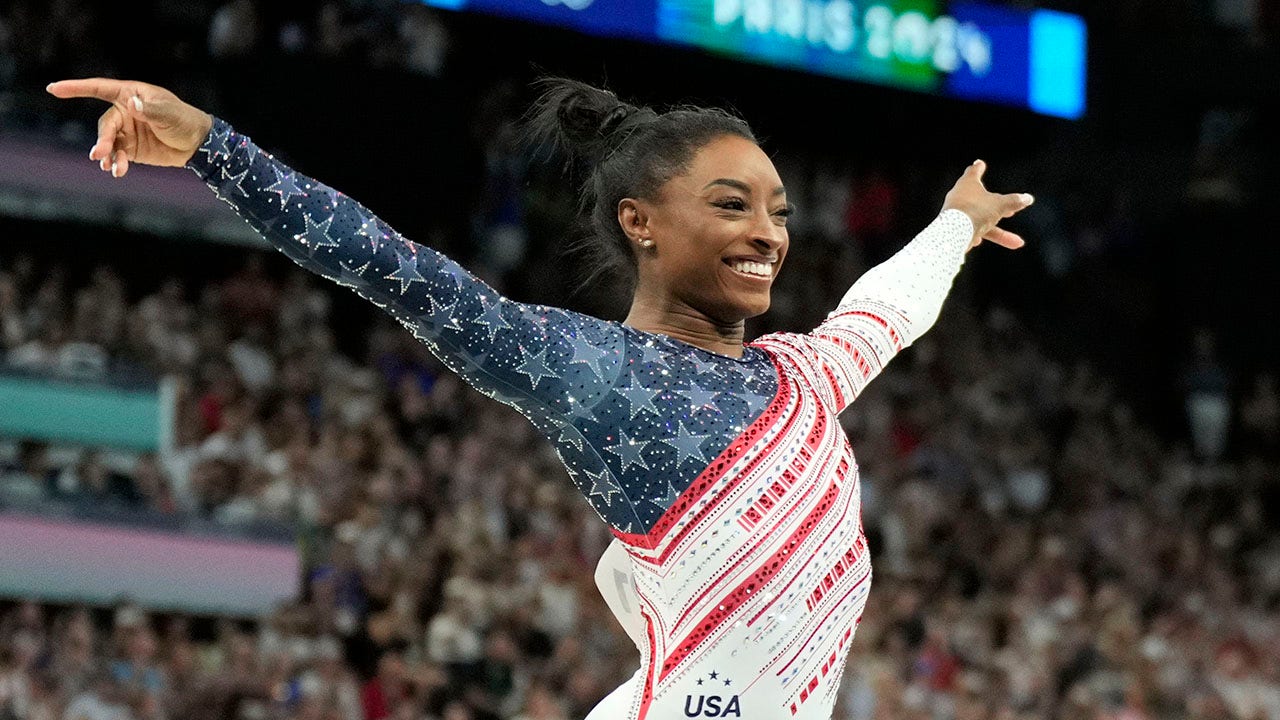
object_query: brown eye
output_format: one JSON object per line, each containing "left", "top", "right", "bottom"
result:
{"left": 714, "top": 199, "right": 747, "bottom": 211}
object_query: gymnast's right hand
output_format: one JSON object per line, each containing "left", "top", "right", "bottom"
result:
{"left": 46, "top": 78, "right": 214, "bottom": 178}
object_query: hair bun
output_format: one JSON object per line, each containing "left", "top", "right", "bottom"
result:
{"left": 554, "top": 89, "right": 614, "bottom": 142}
{"left": 525, "top": 78, "right": 651, "bottom": 164}
{"left": 554, "top": 86, "right": 634, "bottom": 144}
{"left": 597, "top": 105, "right": 634, "bottom": 136}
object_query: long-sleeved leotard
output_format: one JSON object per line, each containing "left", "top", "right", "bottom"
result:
{"left": 187, "top": 118, "right": 973, "bottom": 720}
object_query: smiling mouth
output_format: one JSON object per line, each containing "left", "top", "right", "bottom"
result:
{"left": 725, "top": 259, "right": 774, "bottom": 279}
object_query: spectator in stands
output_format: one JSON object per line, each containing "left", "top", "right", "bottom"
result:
{"left": 0, "top": 603, "right": 43, "bottom": 717}
{"left": 509, "top": 684, "right": 567, "bottom": 720}
{"left": 425, "top": 594, "right": 483, "bottom": 682}
{"left": 360, "top": 651, "right": 410, "bottom": 720}
{"left": 0, "top": 441, "right": 54, "bottom": 504}
{"left": 227, "top": 322, "right": 276, "bottom": 394}
{"left": 1182, "top": 327, "right": 1233, "bottom": 462}
{"left": 297, "top": 637, "right": 361, "bottom": 720}
{"left": 108, "top": 622, "right": 164, "bottom": 713}
{"left": 48, "top": 608, "right": 96, "bottom": 699}
{"left": 0, "top": 645, "right": 28, "bottom": 720}
{"left": 53, "top": 450, "right": 143, "bottom": 509}
{"left": 5, "top": 320, "right": 65, "bottom": 375}
{"left": 129, "top": 454, "right": 177, "bottom": 516}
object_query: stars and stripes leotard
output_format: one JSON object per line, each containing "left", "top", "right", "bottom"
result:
{"left": 187, "top": 118, "right": 973, "bottom": 720}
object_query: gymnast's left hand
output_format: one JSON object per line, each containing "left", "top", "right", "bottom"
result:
{"left": 941, "top": 159, "right": 1034, "bottom": 253}
{"left": 46, "top": 78, "right": 214, "bottom": 178}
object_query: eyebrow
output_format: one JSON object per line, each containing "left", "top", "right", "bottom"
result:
{"left": 702, "top": 178, "right": 787, "bottom": 197}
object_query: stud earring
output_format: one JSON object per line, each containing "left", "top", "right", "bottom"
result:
{"left": 640, "top": 238, "right": 654, "bottom": 248}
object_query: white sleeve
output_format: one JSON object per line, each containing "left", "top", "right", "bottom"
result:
{"left": 755, "top": 209, "right": 972, "bottom": 413}
{"left": 834, "top": 209, "right": 972, "bottom": 336}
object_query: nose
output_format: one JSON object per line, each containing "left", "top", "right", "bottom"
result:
{"left": 749, "top": 211, "right": 786, "bottom": 254}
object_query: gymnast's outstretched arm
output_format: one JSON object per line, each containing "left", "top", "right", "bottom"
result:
{"left": 755, "top": 162, "right": 1033, "bottom": 413}
{"left": 46, "top": 78, "right": 626, "bottom": 419}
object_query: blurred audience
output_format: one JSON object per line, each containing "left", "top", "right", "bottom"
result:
{"left": 2, "top": 240, "right": 1278, "bottom": 719}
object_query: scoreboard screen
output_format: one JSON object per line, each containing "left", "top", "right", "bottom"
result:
{"left": 418, "top": 0, "right": 1086, "bottom": 119}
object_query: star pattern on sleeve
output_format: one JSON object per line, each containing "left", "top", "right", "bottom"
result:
{"left": 649, "top": 480, "right": 681, "bottom": 509}
{"left": 584, "top": 467, "right": 624, "bottom": 506}
{"left": 558, "top": 330, "right": 780, "bottom": 532}
{"left": 559, "top": 390, "right": 596, "bottom": 423}
{"left": 323, "top": 186, "right": 343, "bottom": 211}
{"left": 568, "top": 333, "right": 612, "bottom": 381}
{"left": 294, "top": 213, "right": 339, "bottom": 257}
{"left": 266, "top": 165, "right": 306, "bottom": 205}
{"left": 427, "top": 297, "right": 466, "bottom": 334}
{"left": 687, "top": 352, "right": 722, "bottom": 377}
{"left": 473, "top": 296, "right": 512, "bottom": 344}
{"left": 616, "top": 371, "right": 660, "bottom": 420}
{"left": 683, "top": 380, "right": 722, "bottom": 412}
{"left": 557, "top": 424, "right": 585, "bottom": 453}
{"left": 605, "top": 431, "right": 650, "bottom": 473}
{"left": 217, "top": 166, "right": 251, "bottom": 199}
{"left": 514, "top": 346, "right": 557, "bottom": 389}
{"left": 354, "top": 212, "right": 385, "bottom": 253}
{"left": 638, "top": 342, "right": 667, "bottom": 367}
{"left": 386, "top": 249, "right": 427, "bottom": 293}
{"left": 336, "top": 260, "right": 370, "bottom": 289}
{"left": 661, "top": 422, "right": 712, "bottom": 467}
{"left": 199, "top": 122, "right": 233, "bottom": 163}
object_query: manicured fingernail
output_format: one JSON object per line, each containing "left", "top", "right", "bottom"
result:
{"left": 89, "top": 146, "right": 96, "bottom": 160}
{"left": 111, "top": 162, "right": 118, "bottom": 177}
{"left": 46, "top": 83, "right": 54, "bottom": 92}
{"left": 1020, "top": 193, "right": 1035, "bottom": 205}
{"left": 132, "top": 96, "right": 143, "bottom": 112}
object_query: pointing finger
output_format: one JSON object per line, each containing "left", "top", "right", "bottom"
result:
{"left": 46, "top": 78, "right": 130, "bottom": 104}
{"left": 968, "top": 159, "right": 986, "bottom": 181}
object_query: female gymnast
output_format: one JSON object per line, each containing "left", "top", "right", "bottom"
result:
{"left": 47, "top": 77, "right": 1032, "bottom": 719}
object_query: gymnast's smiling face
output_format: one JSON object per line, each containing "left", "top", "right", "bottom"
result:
{"left": 620, "top": 134, "right": 791, "bottom": 325}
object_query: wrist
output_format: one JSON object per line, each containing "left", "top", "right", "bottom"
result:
{"left": 181, "top": 112, "right": 216, "bottom": 166}
{"left": 939, "top": 205, "right": 977, "bottom": 232}
{"left": 940, "top": 203, "right": 978, "bottom": 225}
{"left": 939, "top": 206, "right": 980, "bottom": 252}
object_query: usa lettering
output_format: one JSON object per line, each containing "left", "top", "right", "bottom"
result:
{"left": 684, "top": 695, "right": 742, "bottom": 717}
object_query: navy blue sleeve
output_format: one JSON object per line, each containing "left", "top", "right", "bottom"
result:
{"left": 185, "top": 117, "right": 625, "bottom": 427}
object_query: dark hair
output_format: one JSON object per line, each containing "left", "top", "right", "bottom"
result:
{"left": 523, "top": 78, "right": 756, "bottom": 290}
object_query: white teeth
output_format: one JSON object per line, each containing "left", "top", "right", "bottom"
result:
{"left": 730, "top": 261, "right": 772, "bottom": 278}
